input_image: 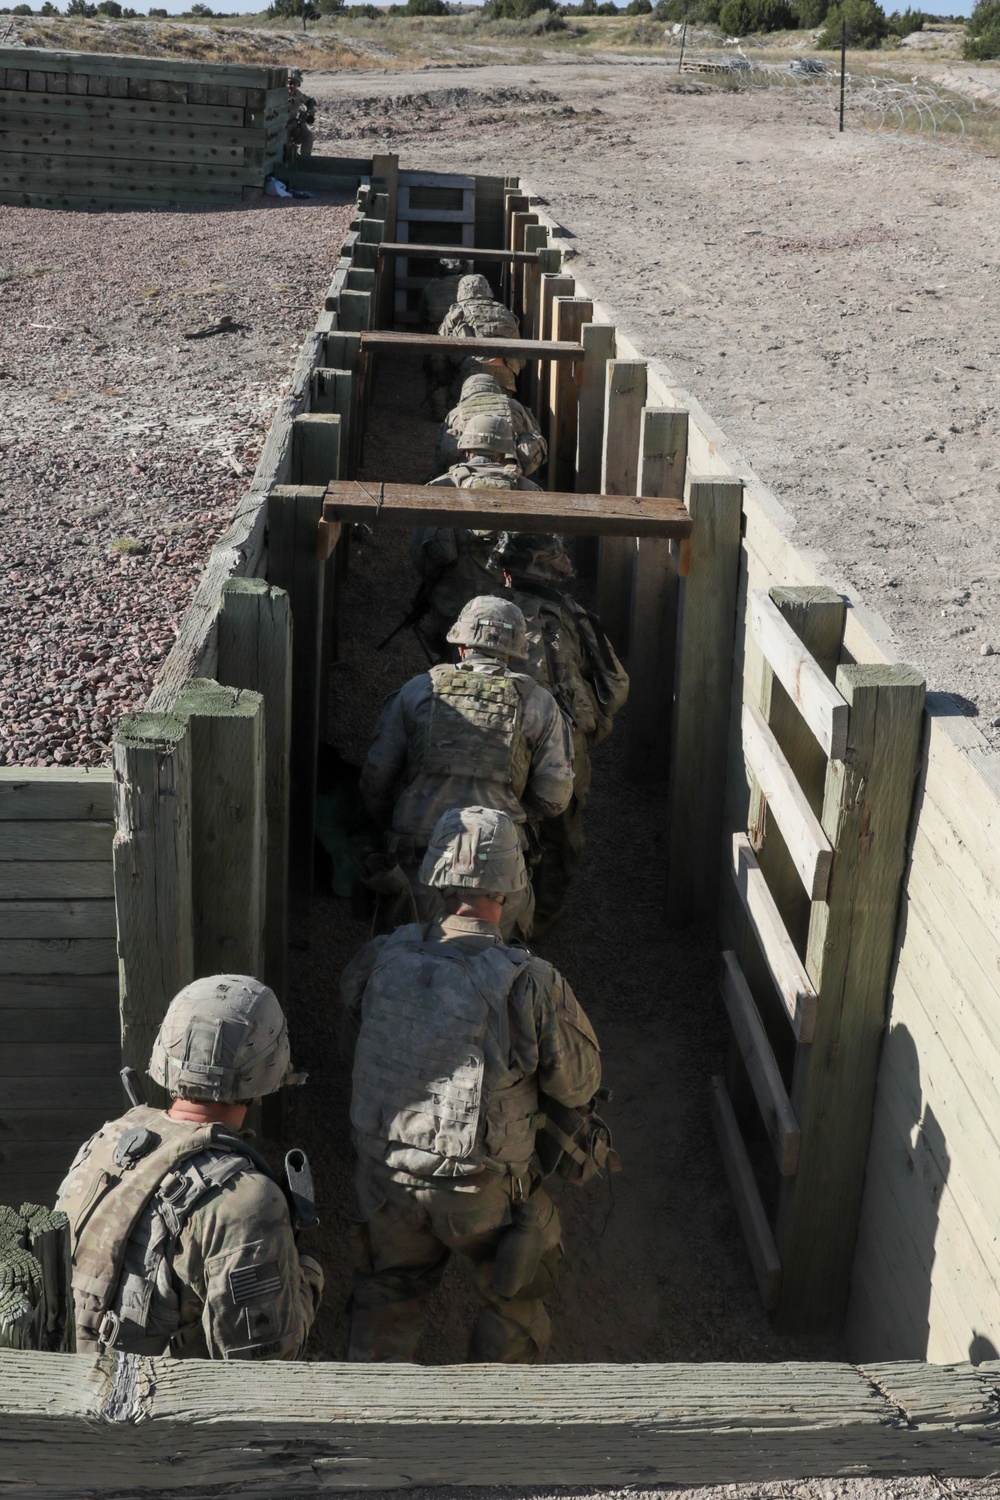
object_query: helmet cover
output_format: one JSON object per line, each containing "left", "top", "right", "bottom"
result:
{"left": 419, "top": 806, "right": 528, "bottom": 895}
{"left": 149, "top": 974, "right": 297, "bottom": 1103}
{"left": 446, "top": 594, "right": 528, "bottom": 660}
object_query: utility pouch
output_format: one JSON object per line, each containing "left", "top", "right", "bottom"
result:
{"left": 536, "top": 1094, "right": 621, "bottom": 1187}
{"left": 492, "top": 1195, "right": 548, "bottom": 1299}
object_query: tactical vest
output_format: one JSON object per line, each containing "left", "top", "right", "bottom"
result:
{"left": 513, "top": 590, "right": 601, "bottom": 739}
{"left": 350, "top": 923, "right": 537, "bottom": 1177}
{"left": 449, "top": 460, "right": 524, "bottom": 492}
{"left": 437, "top": 393, "right": 544, "bottom": 478}
{"left": 423, "top": 664, "right": 531, "bottom": 798}
{"left": 453, "top": 298, "right": 520, "bottom": 341}
{"left": 57, "top": 1105, "right": 269, "bottom": 1355}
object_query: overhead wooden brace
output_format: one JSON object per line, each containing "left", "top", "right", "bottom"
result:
{"left": 323, "top": 481, "right": 692, "bottom": 539}
{"left": 359, "top": 331, "right": 584, "bottom": 361}
{"left": 376, "top": 242, "right": 540, "bottom": 265}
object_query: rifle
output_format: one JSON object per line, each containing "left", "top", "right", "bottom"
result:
{"left": 377, "top": 582, "right": 435, "bottom": 663}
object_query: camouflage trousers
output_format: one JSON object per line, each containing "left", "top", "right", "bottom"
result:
{"left": 532, "top": 737, "right": 592, "bottom": 936}
{"left": 346, "top": 1158, "right": 562, "bottom": 1364}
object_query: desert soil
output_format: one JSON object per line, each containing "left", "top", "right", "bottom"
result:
{"left": 310, "top": 58, "right": 1000, "bottom": 739}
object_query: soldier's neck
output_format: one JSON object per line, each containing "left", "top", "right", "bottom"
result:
{"left": 166, "top": 1099, "right": 248, "bottom": 1129}
{"left": 446, "top": 896, "right": 504, "bottom": 925}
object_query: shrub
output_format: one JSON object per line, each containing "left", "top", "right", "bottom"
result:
{"left": 96, "top": 0, "right": 122, "bottom": 12}
{"left": 794, "top": 0, "right": 828, "bottom": 24}
{"left": 487, "top": 0, "right": 556, "bottom": 15}
{"left": 719, "top": 0, "right": 796, "bottom": 29}
{"left": 964, "top": 0, "right": 1000, "bottom": 56}
{"left": 596, "top": 2, "right": 618, "bottom": 11}
{"left": 149, "top": 6, "right": 167, "bottom": 13}
{"left": 626, "top": 0, "right": 652, "bottom": 11}
{"left": 405, "top": 0, "right": 448, "bottom": 11}
{"left": 11, "top": 3, "right": 33, "bottom": 11}
{"left": 816, "top": 0, "right": 886, "bottom": 42}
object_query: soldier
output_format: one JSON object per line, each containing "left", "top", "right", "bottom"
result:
{"left": 428, "top": 273, "right": 523, "bottom": 416}
{"left": 434, "top": 371, "right": 546, "bottom": 478}
{"left": 417, "top": 256, "right": 465, "bottom": 332}
{"left": 340, "top": 804, "right": 602, "bottom": 1364}
{"left": 360, "top": 596, "right": 574, "bottom": 941}
{"left": 488, "top": 531, "right": 629, "bottom": 935}
{"left": 285, "top": 68, "right": 317, "bottom": 160}
{"left": 427, "top": 413, "right": 540, "bottom": 493}
{"left": 56, "top": 975, "right": 324, "bottom": 1360}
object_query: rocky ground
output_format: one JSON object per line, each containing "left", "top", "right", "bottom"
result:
{"left": 0, "top": 195, "right": 354, "bottom": 766}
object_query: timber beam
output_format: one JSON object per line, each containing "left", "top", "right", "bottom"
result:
{"left": 360, "top": 330, "right": 584, "bottom": 360}
{"left": 323, "top": 481, "right": 693, "bottom": 538}
{"left": 376, "top": 241, "right": 539, "bottom": 264}
{"left": 3, "top": 1351, "right": 1000, "bottom": 1490}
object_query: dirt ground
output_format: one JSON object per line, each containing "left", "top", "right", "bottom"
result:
{"left": 309, "top": 58, "right": 1000, "bottom": 741}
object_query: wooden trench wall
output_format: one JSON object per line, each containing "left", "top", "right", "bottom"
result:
{"left": 0, "top": 46, "right": 288, "bottom": 212}
{"left": 4, "top": 161, "right": 1000, "bottom": 1487}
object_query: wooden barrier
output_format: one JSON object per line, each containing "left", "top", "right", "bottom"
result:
{"left": 597, "top": 359, "right": 647, "bottom": 654}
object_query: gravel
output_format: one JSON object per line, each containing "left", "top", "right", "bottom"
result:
{"left": 0, "top": 194, "right": 354, "bottom": 767}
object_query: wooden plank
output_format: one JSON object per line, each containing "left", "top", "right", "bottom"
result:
{"left": 292, "top": 413, "right": 341, "bottom": 488}
{"left": 172, "top": 680, "right": 265, "bottom": 980}
{"left": 0, "top": 769, "right": 112, "bottom": 821}
{"left": 322, "top": 332, "right": 361, "bottom": 371}
{"left": 0, "top": 126, "right": 264, "bottom": 161}
{"left": 0, "top": 1175, "right": 65, "bottom": 1211}
{"left": 510, "top": 210, "right": 538, "bottom": 318}
{"left": 0, "top": 976, "right": 118, "bottom": 1008}
{"left": 0, "top": 187, "right": 246, "bottom": 212}
{"left": 0, "top": 940, "right": 116, "bottom": 976}
{"left": 0, "top": 1140, "right": 92, "bottom": 1177}
{"left": 218, "top": 579, "right": 292, "bottom": 1004}
{"left": 0, "top": 95, "right": 246, "bottom": 127}
{"left": 709, "top": 1075, "right": 782, "bottom": 1311}
{"left": 0, "top": 1109, "right": 120, "bottom": 1141}
{"left": 742, "top": 701, "right": 834, "bottom": 901}
{"left": 546, "top": 297, "right": 591, "bottom": 492}
{"left": 576, "top": 323, "right": 615, "bottom": 494}
{"left": 534, "top": 273, "right": 574, "bottom": 435}
{"left": 1, "top": 1075, "right": 122, "bottom": 1111}
{"left": 720, "top": 950, "right": 800, "bottom": 1176}
{"left": 750, "top": 590, "right": 849, "bottom": 761}
{"left": 0, "top": 48, "right": 275, "bottom": 87}
{"left": 1, "top": 1043, "right": 122, "bottom": 1079}
{"left": 0, "top": 158, "right": 254, "bottom": 190}
{"left": 322, "top": 483, "right": 692, "bottom": 540}
{"left": 776, "top": 663, "right": 926, "bottom": 1333}
{"left": 665, "top": 475, "right": 744, "bottom": 925}
{"left": 0, "top": 823, "right": 112, "bottom": 862}
{"left": 731, "top": 834, "right": 818, "bottom": 1043}
{"left": 0, "top": 901, "right": 116, "bottom": 939}
{"left": 361, "top": 331, "right": 582, "bottom": 360}
{"left": 2, "top": 1006, "right": 119, "bottom": 1043}
{"left": 626, "top": 407, "right": 687, "bottom": 783}
{"left": 112, "top": 711, "right": 193, "bottom": 1093}
{"left": 522, "top": 230, "right": 550, "bottom": 349}
{"left": 0, "top": 863, "right": 113, "bottom": 900}
{"left": 597, "top": 360, "right": 647, "bottom": 655}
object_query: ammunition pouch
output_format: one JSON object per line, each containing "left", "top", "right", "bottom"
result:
{"left": 536, "top": 1095, "right": 621, "bottom": 1187}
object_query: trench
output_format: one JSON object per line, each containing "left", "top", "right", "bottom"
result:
{"left": 283, "top": 342, "right": 841, "bottom": 1365}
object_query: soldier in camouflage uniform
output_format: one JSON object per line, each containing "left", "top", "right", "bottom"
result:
{"left": 285, "top": 69, "right": 317, "bottom": 160}
{"left": 56, "top": 976, "right": 323, "bottom": 1361}
{"left": 341, "top": 805, "right": 602, "bottom": 1364}
{"left": 417, "top": 257, "right": 465, "bottom": 332}
{"left": 435, "top": 371, "right": 546, "bottom": 478}
{"left": 427, "top": 273, "right": 524, "bottom": 416}
{"left": 487, "top": 532, "right": 629, "bottom": 935}
{"left": 360, "top": 596, "right": 574, "bottom": 942}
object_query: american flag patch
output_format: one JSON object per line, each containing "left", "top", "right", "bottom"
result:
{"left": 228, "top": 1260, "right": 282, "bottom": 1305}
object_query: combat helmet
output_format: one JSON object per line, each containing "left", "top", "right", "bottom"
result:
{"left": 460, "top": 371, "right": 506, "bottom": 401}
{"left": 288, "top": 68, "right": 303, "bottom": 85}
{"left": 446, "top": 594, "right": 528, "bottom": 661}
{"left": 149, "top": 974, "right": 299, "bottom": 1103}
{"left": 457, "top": 273, "right": 492, "bottom": 301}
{"left": 459, "top": 412, "right": 518, "bottom": 461}
{"left": 420, "top": 806, "right": 528, "bottom": 895}
{"left": 489, "top": 531, "right": 575, "bottom": 587}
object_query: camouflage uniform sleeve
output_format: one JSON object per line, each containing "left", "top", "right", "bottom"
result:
{"left": 175, "top": 1171, "right": 323, "bottom": 1361}
{"left": 411, "top": 526, "right": 460, "bottom": 573}
{"left": 360, "top": 686, "right": 411, "bottom": 828}
{"left": 437, "top": 307, "right": 463, "bottom": 338}
{"left": 527, "top": 960, "right": 602, "bottom": 1108}
{"left": 514, "top": 404, "right": 547, "bottom": 475}
{"left": 521, "top": 682, "right": 574, "bottom": 819}
{"left": 339, "top": 935, "right": 387, "bottom": 1058}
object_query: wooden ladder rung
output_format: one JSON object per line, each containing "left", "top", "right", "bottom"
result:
{"left": 731, "top": 833, "right": 818, "bottom": 1043}
{"left": 742, "top": 700, "right": 834, "bottom": 901}
{"left": 709, "top": 1075, "right": 782, "bottom": 1312}
{"left": 720, "top": 950, "right": 800, "bottom": 1176}
{"left": 750, "top": 590, "right": 849, "bottom": 760}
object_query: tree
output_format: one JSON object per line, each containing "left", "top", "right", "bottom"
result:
{"left": 626, "top": 0, "right": 652, "bottom": 12}
{"left": 189, "top": 1, "right": 214, "bottom": 13}
{"left": 719, "top": 0, "right": 796, "bottom": 28}
{"left": 66, "top": 0, "right": 97, "bottom": 12}
{"left": 96, "top": 0, "right": 122, "bottom": 14}
{"left": 964, "top": 0, "right": 1000, "bottom": 57}
{"left": 269, "top": 0, "right": 319, "bottom": 24}
{"left": 406, "top": 0, "right": 448, "bottom": 12}
{"left": 40, "top": 1, "right": 58, "bottom": 13}
{"left": 816, "top": 0, "right": 885, "bottom": 43}
{"left": 319, "top": 0, "right": 347, "bottom": 13}
{"left": 487, "top": 0, "right": 557, "bottom": 16}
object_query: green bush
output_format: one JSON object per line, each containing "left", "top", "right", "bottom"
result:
{"left": 66, "top": 0, "right": 96, "bottom": 11}
{"left": 626, "top": 0, "right": 652, "bottom": 11}
{"left": 794, "top": 0, "right": 827, "bottom": 25}
{"left": 964, "top": 0, "right": 1000, "bottom": 56}
{"left": 816, "top": 0, "right": 886, "bottom": 42}
{"left": 719, "top": 0, "right": 796, "bottom": 30}
{"left": 487, "top": 0, "right": 557, "bottom": 15}
{"left": 885, "top": 4, "right": 928, "bottom": 33}
{"left": 405, "top": 0, "right": 448, "bottom": 12}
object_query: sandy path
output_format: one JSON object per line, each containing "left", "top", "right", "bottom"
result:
{"left": 309, "top": 59, "right": 1000, "bottom": 741}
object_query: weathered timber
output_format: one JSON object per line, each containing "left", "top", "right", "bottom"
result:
{"left": 776, "top": 663, "right": 926, "bottom": 1333}
{"left": 665, "top": 475, "right": 743, "bottom": 924}
{"left": 217, "top": 579, "right": 292, "bottom": 1002}
{"left": 534, "top": 273, "right": 576, "bottom": 434}
{"left": 510, "top": 210, "right": 538, "bottom": 318}
{"left": 4, "top": 1348, "right": 1000, "bottom": 1489}
{"left": 0, "top": 95, "right": 246, "bottom": 128}
{"left": 376, "top": 244, "right": 536, "bottom": 265}
{"left": 598, "top": 359, "right": 647, "bottom": 653}
{"left": 0, "top": 940, "right": 116, "bottom": 976}
{"left": 172, "top": 680, "right": 265, "bottom": 981}
{"left": 720, "top": 950, "right": 800, "bottom": 1176}
{"left": 709, "top": 1075, "right": 783, "bottom": 1310}
{"left": 0, "top": 901, "right": 116, "bottom": 939}
{"left": 360, "top": 331, "right": 583, "bottom": 360}
{"left": 731, "top": 834, "right": 818, "bottom": 1043}
{"left": 521, "top": 228, "right": 551, "bottom": 344}
{"left": 0, "top": 822, "right": 112, "bottom": 861}
{"left": 1, "top": 48, "right": 282, "bottom": 89}
{"left": 292, "top": 412, "right": 342, "bottom": 488}
{"left": 750, "top": 590, "right": 849, "bottom": 761}
{"left": 626, "top": 407, "right": 688, "bottom": 783}
{"left": 576, "top": 322, "right": 616, "bottom": 494}
{"left": 0, "top": 862, "right": 112, "bottom": 900}
{"left": 547, "top": 296, "right": 592, "bottom": 492}
{"left": 0, "top": 768, "right": 112, "bottom": 821}
{"left": 322, "top": 482, "right": 692, "bottom": 539}
{"left": 742, "top": 700, "right": 834, "bottom": 901}
{"left": 112, "top": 712, "right": 193, "bottom": 1092}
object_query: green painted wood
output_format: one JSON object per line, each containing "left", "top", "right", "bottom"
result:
{"left": 0, "top": 769, "right": 112, "bottom": 821}
{"left": 0, "top": 95, "right": 246, "bottom": 128}
{"left": 0, "top": 863, "right": 113, "bottom": 900}
{"left": 0, "top": 824, "right": 112, "bottom": 862}
{"left": 0, "top": 901, "right": 116, "bottom": 939}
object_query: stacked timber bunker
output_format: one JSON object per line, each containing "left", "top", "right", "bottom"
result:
{"left": 0, "top": 46, "right": 288, "bottom": 210}
{"left": 4, "top": 156, "right": 1000, "bottom": 1488}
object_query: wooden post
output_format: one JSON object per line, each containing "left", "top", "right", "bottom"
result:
{"left": 521, "top": 225, "right": 548, "bottom": 344}
{"left": 217, "top": 578, "right": 292, "bottom": 1005}
{"left": 665, "top": 475, "right": 744, "bottom": 925}
{"left": 510, "top": 209, "right": 538, "bottom": 318}
{"left": 596, "top": 359, "right": 647, "bottom": 656}
{"left": 171, "top": 680, "right": 265, "bottom": 982}
{"left": 292, "top": 412, "right": 341, "bottom": 487}
{"left": 534, "top": 273, "right": 574, "bottom": 438}
{"left": 775, "top": 663, "right": 926, "bottom": 1333}
{"left": 574, "top": 322, "right": 616, "bottom": 578}
{"left": 371, "top": 151, "right": 398, "bottom": 326}
{"left": 113, "top": 711, "right": 193, "bottom": 1098}
{"left": 625, "top": 407, "right": 687, "bottom": 783}
{"left": 338, "top": 289, "right": 371, "bottom": 332}
{"left": 503, "top": 190, "right": 529, "bottom": 303}
{"left": 547, "top": 297, "right": 592, "bottom": 493}
{"left": 267, "top": 485, "right": 327, "bottom": 900}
